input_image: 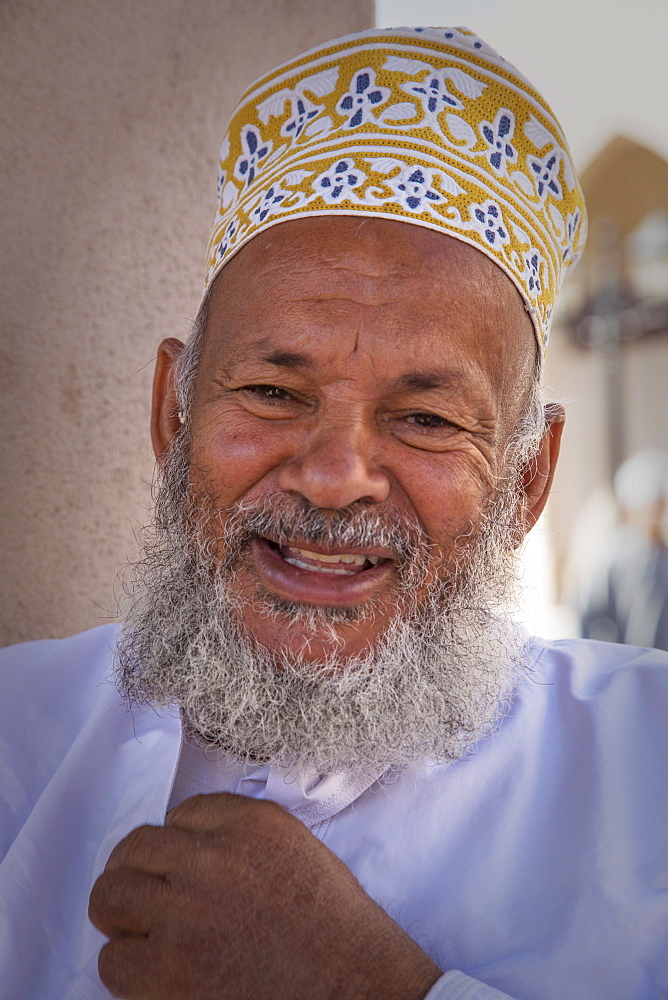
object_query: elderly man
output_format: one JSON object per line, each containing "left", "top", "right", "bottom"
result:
{"left": 1, "top": 26, "right": 667, "bottom": 1000}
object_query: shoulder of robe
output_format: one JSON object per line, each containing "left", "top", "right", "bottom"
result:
{"left": 523, "top": 638, "right": 668, "bottom": 775}
{"left": 527, "top": 634, "right": 668, "bottom": 701}
{"left": 0, "top": 623, "right": 120, "bottom": 716}
{"left": 0, "top": 625, "right": 123, "bottom": 854}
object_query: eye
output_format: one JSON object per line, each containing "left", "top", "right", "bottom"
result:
{"left": 241, "top": 384, "right": 295, "bottom": 401}
{"left": 406, "top": 412, "right": 453, "bottom": 429}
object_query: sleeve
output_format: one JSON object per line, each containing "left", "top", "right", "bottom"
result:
{"left": 424, "top": 970, "right": 521, "bottom": 1000}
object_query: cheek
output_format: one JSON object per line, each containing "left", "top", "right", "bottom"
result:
{"left": 399, "top": 451, "right": 491, "bottom": 545}
{"left": 189, "top": 412, "right": 295, "bottom": 502}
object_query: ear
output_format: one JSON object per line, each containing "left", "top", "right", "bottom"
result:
{"left": 151, "top": 338, "right": 185, "bottom": 461}
{"left": 516, "top": 403, "right": 565, "bottom": 541}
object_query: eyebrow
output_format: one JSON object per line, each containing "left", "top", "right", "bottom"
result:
{"left": 261, "top": 349, "right": 315, "bottom": 369}
{"left": 391, "top": 369, "right": 471, "bottom": 393}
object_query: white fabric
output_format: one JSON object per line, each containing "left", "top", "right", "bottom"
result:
{"left": 1, "top": 624, "right": 667, "bottom": 1000}
{"left": 168, "top": 737, "right": 383, "bottom": 826}
{"left": 430, "top": 971, "right": 519, "bottom": 999}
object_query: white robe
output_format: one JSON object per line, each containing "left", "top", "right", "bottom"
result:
{"left": 1, "top": 624, "right": 667, "bottom": 1000}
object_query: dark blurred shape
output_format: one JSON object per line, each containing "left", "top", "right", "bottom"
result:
{"left": 580, "top": 449, "right": 668, "bottom": 649}
{"left": 559, "top": 138, "right": 668, "bottom": 479}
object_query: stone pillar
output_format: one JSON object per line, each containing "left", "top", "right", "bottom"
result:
{"left": 0, "top": 0, "right": 372, "bottom": 644}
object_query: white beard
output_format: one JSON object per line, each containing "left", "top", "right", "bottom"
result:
{"left": 115, "top": 423, "right": 530, "bottom": 774}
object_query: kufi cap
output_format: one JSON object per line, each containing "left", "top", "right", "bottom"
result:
{"left": 205, "top": 26, "right": 587, "bottom": 354}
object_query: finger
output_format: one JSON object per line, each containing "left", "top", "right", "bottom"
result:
{"left": 89, "top": 867, "right": 171, "bottom": 938}
{"left": 105, "top": 823, "right": 194, "bottom": 877}
{"left": 98, "top": 934, "right": 157, "bottom": 999}
{"left": 166, "top": 790, "right": 287, "bottom": 832}
{"left": 165, "top": 791, "right": 240, "bottom": 831}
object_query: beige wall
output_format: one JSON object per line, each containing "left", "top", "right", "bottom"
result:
{"left": 0, "top": 0, "right": 372, "bottom": 645}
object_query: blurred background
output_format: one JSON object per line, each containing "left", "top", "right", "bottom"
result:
{"left": 376, "top": 0, "right": 668, "bottom": 643}
{"left": 1, "top": 0, "right": 667, "bottom": 646}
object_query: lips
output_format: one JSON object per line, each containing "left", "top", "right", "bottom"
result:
{"left": 249, "top": 537, "right": 394, "bottom": 606}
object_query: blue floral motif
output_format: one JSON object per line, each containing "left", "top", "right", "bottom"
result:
{"left": 403, "top": 70, "right": 463, "bottom": 116}
{"left": 527, "top": 150, "right": 562, "bottom": 201}
{"left": 281, "top": 96, "right": 320, "bottom": 139}
{"left": 562, "top": 208, "right": 581, "bottom": 260}
{"left": 233, "top": 125, "right": 271, "bottom": 187}
{"left": 336, "top": 69, "right": 390, "bottom": 128}
{"left": 522, "top": 249, "right": 543, "bottom": 296}
{"left": 314, "top": 159, "right": 364, "bottom": 203}
{"left": 216, "top": 218, "right": 238, "bottom": 260}
{"left": 388, "top": 166, "right": 445, "bottom": 213}
{"left": 480, "top": 109, "right": 517, "bottom": 174}
{"left": 469, "top": 200, "right": 509, "bottom": 246}
{"left": 251, "top": 184, "right": 286, "bottom": 223}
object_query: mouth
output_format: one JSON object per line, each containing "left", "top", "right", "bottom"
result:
{"left": 248, "top": 536, "right": 395, "bottom": 606}
{"left": 272, "top": 541, "right": 382, "bottom": 575}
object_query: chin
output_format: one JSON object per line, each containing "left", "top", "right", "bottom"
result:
{"left": 237, "top": 599, "right": 396, "bottom": 665}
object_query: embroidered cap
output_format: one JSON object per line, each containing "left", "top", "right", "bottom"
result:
{"left": 205, "top": 26, "right": 587, "bottom": 354}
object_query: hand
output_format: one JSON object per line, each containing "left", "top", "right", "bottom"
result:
{"left": 88, "top": 792, "right": 441, "bottom": 1000}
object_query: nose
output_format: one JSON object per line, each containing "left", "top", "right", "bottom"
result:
{"left": 277, "top": 420, "right": 391, "bottom": 509}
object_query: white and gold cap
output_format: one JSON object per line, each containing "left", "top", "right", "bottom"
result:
{"left": 205, "top": 26, "right": 587, "bottom": 354}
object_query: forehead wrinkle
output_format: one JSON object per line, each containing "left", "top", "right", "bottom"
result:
{"left": 207, "top": 220, "right": 537, "bottom": 417}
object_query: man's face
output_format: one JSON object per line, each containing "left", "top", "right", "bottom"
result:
{"left": 125, "top": 216, "right": 561, "bottom": 769}
{"left": 175, "top": 217, "right": 538, "bottom": 660}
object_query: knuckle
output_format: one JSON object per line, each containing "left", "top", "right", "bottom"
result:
{"left": 165, "top": 792, "right": 211, "bottom": 826}
{"left": 88, "top": 871, "right": 126, "bottom": 929}
{"left": 257, "top": 797, "right": 295, "bottom": 831}
{"left": 87, "top": 873, "right": 107, "bottom": 921}
{"left": 167, "top": 790, "right": 240, "bottom": 829}
{"left": 173, "top": 792, "right": 211, "bottom": 815}
{"left": 107, "top": 824, "right": 156, "bottom": 868}
{"left": 124, "top": 824, "right": 157, "bottom": 852}
{"left": 262, "top": 797, "right": 290, "bottom": 818}
{"left": 98, "top": 940, "right": 133, "bottom": 997}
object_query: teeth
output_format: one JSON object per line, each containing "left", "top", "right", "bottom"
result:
{"left": 291, "top": 546, "right": 380, "bottom": 567}
{"left": 284, "top": 558, "right": 353, "bottom": 574}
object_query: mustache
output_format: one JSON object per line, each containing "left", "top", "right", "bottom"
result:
{"left": 189, "top": 490, "right": 432, "bottom": 573}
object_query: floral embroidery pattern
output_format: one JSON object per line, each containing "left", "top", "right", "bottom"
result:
{"left": 480, "top": 109, "right": 517, "bottom": 174}
{"left": 233, "top": 126, "right": 271, "bottom": 187}
{"left": 216, "top": 219, "right": 238, "bottom": 260}
{"left": 562, "top": 208, "right": 582, "bottom": 261}
{"left": 314, "top": 160, "right": 364, "bottom": 203}
{"left": 386, "top": 166, "right": 446, "bottom": 212}
{"left": 281, "top": 97, "right": 321, "bottom": 139}
{"left": 469, "top": 200, "right": 509, "bottom": 246}
{"left": 403, "top": 70, "right": 464, "bottom": 115}
{"left": 527, "top": 150, "right": 562, "bottom": 201}
{"left": 521, "top": 249, "right": 544, "bottom": 297}
{"left": 205, "top": 27, "right": 588, "bottom": 355}
{"left": 336, "top": 69, "right": 390, "bottom": 127}
{"left": 216, "top": 170, "right": 226, "bottom": 203}
{"left": 251, "top": 184, "right": 287, "bottom": 223}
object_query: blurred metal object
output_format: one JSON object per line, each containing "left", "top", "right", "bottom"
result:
{"left": 560, "top": 140, "right": 668, "bottom": 480}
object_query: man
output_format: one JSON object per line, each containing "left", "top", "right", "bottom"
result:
{"left": 579, "top": 449, "right": 668, "bottom": 649}
{"left": 1, "top": 26, "right": 666, "bottom": 1000}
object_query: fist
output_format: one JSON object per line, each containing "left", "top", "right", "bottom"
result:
{"left": 89, "top": 793, "right": 441, "bottom": 1000}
